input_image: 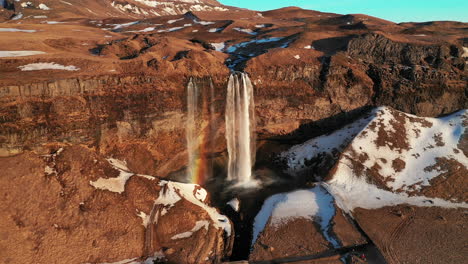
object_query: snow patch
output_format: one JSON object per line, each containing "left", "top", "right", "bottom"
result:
{"left": 89, "top": 158, "right": 134, "bottom": 194}
{"left": 226, "top": 37, "right": 285, "bottom": 53}
{"left": 171, "top": 220, "right": 209, "bottom": 240}
{"left": 462, "top": 47, "right": 468, "bottom": 58}
{"left": 38, "top": 3, "right": 51, "bottom": 10}
{"left": 294, "top": 55, "right": 300, "bottom": 60}
{"left": 18, "top": 62, "right": 79, "bottom": 71}
{"left": 167, "top": 17, "right": 184, "bottom": 24}
{"left": 21, "top": 2, "right": 33, "bottom": 8}
{"left": 44, "top": 21, "right": 65, "bottom": 24}
{"left": 252, "top": 186, "right": 337, "bottom": 247}
{"left": 227, "top": 198, "right": 240, "bottom": 212}
{"left": 325, "top": 169, "right": 468, "bottom": 213}
{"left": 111, "top": 21, "right": 140, "bottom": 30}
{"left": 210, "top": 42, "right": 225, "bottom": 51}
{"left": 158, "top": 26, "right": 184, "bottom": 32}
{"left": 208, "top": 27, "right": 222, "bottom": 33}
{"left": 156, "top": 181, "right": 232, "bottom": 236}
{"left": 0, "top": 28, "right": 36, "bottom": 33}
{"left": 0, "top": 50, "right": 45, "bottom": 58}
{"left": 194, "top": 20, "right": 215, "bottom": 26}
{"left": 137, "top": 210, "right": 150, "bottom": 228}
{"left": 233, "top": 27, "right": 257, "bottom": 35}
{"left": 11, "top": 13, "right": 23, "bottom": 20}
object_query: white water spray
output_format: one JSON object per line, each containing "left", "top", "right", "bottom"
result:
{"left": 225, "top": 72, "right": 256, "bottom": 185}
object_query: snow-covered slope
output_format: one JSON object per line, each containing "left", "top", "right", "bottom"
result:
{"left": 325, "top": 107, "right": 467, "bottom": 212}
{"left": 282, "top": 107, "right": 468, "bottom": 213}
{"left": 3, "top": 0, "right": 229, "bottom": 19}
{"left": 252, "top": 185, "right": 338, "bottom": 247}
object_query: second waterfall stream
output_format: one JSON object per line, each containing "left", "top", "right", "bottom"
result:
{"left": 225, "top": 72, "right": 257, "bottom": 185}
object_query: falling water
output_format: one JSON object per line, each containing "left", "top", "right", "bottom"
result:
{"left": 225, "top": 72, "right": 256, "bottom": 184}
{"left": 186, "top": 78, "right": 199, "bottom": 183}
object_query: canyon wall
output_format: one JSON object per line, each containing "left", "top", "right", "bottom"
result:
{"left": 1, "top": 35, "right": 466, "bottom": 178}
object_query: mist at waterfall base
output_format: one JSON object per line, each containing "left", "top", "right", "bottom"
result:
{"left": 186, "top": 73, "right": 258, "bottom": 188}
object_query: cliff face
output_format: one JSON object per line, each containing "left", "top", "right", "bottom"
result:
{"left": 1, "top": 31, "right": 467, "bottom": 178}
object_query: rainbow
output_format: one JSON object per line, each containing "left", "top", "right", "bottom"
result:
{"left": 186, "top": 78, "right": 216, "bottom": 186}
{"left": 188, "top": 129, "right": 209, "bottom": 185}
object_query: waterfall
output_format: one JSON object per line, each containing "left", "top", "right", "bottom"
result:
{"left": 225, "top": 72, "right": 256, "bottom": 185}
{"left": 186, "top": 78, "right": 199, "bottom": 183}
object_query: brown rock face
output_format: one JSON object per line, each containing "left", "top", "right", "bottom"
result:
{"left": 353, "top": 206, "right": 468, "bottom": 264}
{"left": 0, "top": 145, "right": 232, "bottom": 264}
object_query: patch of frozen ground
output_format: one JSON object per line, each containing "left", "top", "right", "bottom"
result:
{"left": 252, "top": 185, "right": 339, "bottom": 248}
{"left": 0, "top": 28, "right": 36, "bottom": 33}
{"left": 0, "top": 51, "right": 45, "bottom": 57}
{"left": 18, "top": 62, "right": 80, "bottom": 71}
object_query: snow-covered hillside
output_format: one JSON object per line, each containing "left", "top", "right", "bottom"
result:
{"left": 2, "top": 0, "right": 229, "bottom": 20}
{"left": 281, "top": 107, "right": 468, "bottom": 213}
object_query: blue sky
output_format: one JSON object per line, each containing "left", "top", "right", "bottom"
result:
{"left": 219, "top": 0, "right": 468, "bottom": 23}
